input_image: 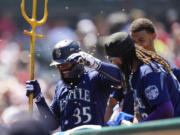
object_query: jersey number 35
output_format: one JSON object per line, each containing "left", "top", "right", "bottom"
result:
{"left": 73, "top": 106, "right": 92, "bottom": 125}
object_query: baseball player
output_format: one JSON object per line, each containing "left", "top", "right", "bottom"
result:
{"left": 104, "top": 32, "right": 180, "bottom": 122}
{"left": 104, "top": 57, "right": 134, "bottom": 124}
{"left": 106, "top": 18, "right": 180, "bottom": 124}
{"left": 25, "top": 40, "right": 122, "bottom": 131}
{"left": 130, "top": 18, "right": 180, "bottom": 82}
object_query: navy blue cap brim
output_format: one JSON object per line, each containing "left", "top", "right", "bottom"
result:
{"left": 49, "top": 59, "right": 66, "bottom": 66}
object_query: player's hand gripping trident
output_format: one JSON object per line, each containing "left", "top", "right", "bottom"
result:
{"left": 20, "top": 0, "right": 48, "bottom": 113}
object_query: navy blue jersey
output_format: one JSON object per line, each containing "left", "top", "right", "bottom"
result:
{"left": 167, "top": 60, "right": 180, "bottom": 83}
{"left": 49, "top": 67, "right": 121, "bottom": 131}
{"left": 160, "top": 56, "right": 180, "bottom": 83}
{"left": 130, "top": 61, "right": 180, "bottom": 119}
{"left": 110, "top": 89, "right": 134, "bottom": 115}
{"left": 36, "top": 62, "right": 122, "bottom": 131}
{"left": 99, "top": 62, "right": 134, "bottom": 115}
{"left": 108, "top": 58, "right": 180, "bottom": 117}
{"left": 122, "top": 91, "right": 134, "bottom": 115}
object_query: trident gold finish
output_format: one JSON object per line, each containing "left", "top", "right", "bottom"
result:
{"left": 20, "top": 0, "right": 48, "bottom": 113}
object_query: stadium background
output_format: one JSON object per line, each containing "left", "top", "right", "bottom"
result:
{"left": 0, "top": 0, "right": 180, "bottom": 127}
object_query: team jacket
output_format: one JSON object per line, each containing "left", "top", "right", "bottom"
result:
{"left": 129, "top": 61, "right": 180, "bottom": 119}
{"left": 36, "top": 63, "right": 122, "bottom": 131}
{"left": 109, "top": 59, "right": 180, "bottom": 117}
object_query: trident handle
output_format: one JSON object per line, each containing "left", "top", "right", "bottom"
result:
{"left": 20, "top": 0, "right": 48, "bottom": 113}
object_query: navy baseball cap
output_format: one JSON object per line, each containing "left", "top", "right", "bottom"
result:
{"left": 105, "top": 32, "right": 135, "bottom": 57}
{"left": 50, "top": 40, "right": 81, "bottom": 66}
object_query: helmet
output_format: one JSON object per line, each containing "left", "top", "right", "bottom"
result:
{"left": 50, "top": 40, "right": 81, "bottom": 66}
{"left": 105, "top": 32, "right": 134, "bottom": 58}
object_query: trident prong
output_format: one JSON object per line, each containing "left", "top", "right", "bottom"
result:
{"left": 21, "top": 0, "right": 48, "bottom": 38}
{"left": 20, "top": 0, "right": 48, "bottom": 113}
{"left": 37, "top": 0, "right": 48, "bottom": 26}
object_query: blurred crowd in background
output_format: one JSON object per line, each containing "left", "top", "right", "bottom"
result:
{"left": 0, "top": 0, "right": 180, "bottom": 133}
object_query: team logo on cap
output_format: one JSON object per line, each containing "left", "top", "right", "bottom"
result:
{"left": 145, "top": 85, "right": 159, "bottom": 100}
{"left": 70, "top": 47, "right": 75, "bottom": 52}
{"left": 55, "top": 49, "right": 61, "bottom": 58}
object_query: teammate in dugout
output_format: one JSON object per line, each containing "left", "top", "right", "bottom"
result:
{"left": 130, "top": 18, "right": 180, "bottom": 82}
{"left": 25, "top": 40, "right": 123, "bottom": 131}
{"left": 105, "top": 18, "right": 180, "bottom": 123}
{"left": 104, "top": 56, "right": 134, "bottom": 124}
{"left": 104, "top": 31, "right": 180, "bottom": 122}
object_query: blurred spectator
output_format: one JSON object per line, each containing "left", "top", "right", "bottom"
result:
{"left": 171, "top": 23, "right": 180, "bottom": 55}
{"left": 47, "top": 18, "right": 77, "bottom": 45}
{"left": 93, "top": 14, "right": 109, "bottom": 36}
{"left": 154, "top": 21, "right": 175, "bottom": 62}
{"left": 106, "top": 11, "right": 130, "bottom": 34}
{"left": 1, "top": 106, "right": 28, "bottom": 126}
{"left": 129, "top": 8, "right": 146, "bottom": 20}
{"left": 76, "top": 18, "right": 98, "bottom": 54}
{"left": 93, "top": 14, "right": 109, "bottom": 61}
{"left": 0, "top": 125, "right": 8, "bottom": 135}
{"left": 171, "top": 22, "right": 180, "bottom": 68}
{"left": 8, "top": 118, "right": 50, "bottom": 135}
{"left": 0, "top": 11, "right": 16, "bottom": 40}
{"left": 165, "top": 8, "right": 179, "bottom": 32}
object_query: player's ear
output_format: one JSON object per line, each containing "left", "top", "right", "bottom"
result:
{"left": 152, "top": 33, "right": 156, "bottom": 40}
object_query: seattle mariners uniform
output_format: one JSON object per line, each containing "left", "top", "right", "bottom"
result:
{"left": 129, "top": 18, "right": 180, "bottom": 83}
{"left": 129, "top": 61, "right": 180, "bottom": 120}
{"left": 104, "top": 31, "right": 180, "bottom": 122}
{"left": 26, "top": 40, "right": 122, "bottom": 131}
{"left": 46, "top": 67, "right": 120, "bottom": 131}
{"left": 110, "top": 89, "right": 134, "bottom": 115}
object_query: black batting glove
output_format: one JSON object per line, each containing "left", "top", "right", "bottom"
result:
{"left": 26, "top": 80, "right": 42, "bottom": 99}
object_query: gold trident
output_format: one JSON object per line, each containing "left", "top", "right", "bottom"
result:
{"left": 20, "top": 0, "right": 48, "bottom": 113}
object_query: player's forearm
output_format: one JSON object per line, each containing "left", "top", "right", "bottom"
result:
{"left": 98, "top": 62, "right": 122, "bottom": 83}
{"left": 141, "top": 101, "right": 174, "bottom": 122}
{"left": 104, "top": 105, "right": 114, "bottom": 122}
{"left": 36, "top": 97, "right": 60, "bottom": 131}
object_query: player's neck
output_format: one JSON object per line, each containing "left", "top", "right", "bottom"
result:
{"left": 151, "top": 44, "right": 155, "bottom": 52}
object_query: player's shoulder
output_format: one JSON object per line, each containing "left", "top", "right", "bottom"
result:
{"left": 168, "top": 60, "right": 180, "bottom": 71}
{"left": 159, "top": 56, "right": 180, "bottom": 71}
{"left": 54, "top": 80, "right": 66, "bottom": 93}
{"left": 139, "top": 63, "right": 154, "bottom": 76}
{"left": 138, "top": 61, "right": 165, "bottom": 77}
{"left": 56, "top": 80, "right": 65, "bottom": 87}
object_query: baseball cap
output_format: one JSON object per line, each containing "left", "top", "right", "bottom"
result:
{"left": 105, "top": 32, "right": 135, "bottom": 57}
{"left": 50, "top": 40, "right": 81, "bottom": 66}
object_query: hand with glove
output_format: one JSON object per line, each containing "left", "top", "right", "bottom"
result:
{"left": 67, "top": 51, "right": 101, "bottom": 70}
{"left": 26, "top": 80, "right": 43, "bottom": 102}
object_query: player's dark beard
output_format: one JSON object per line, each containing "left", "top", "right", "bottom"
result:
{"left": 61, "top": 64, "right": 84, "bottom": 85}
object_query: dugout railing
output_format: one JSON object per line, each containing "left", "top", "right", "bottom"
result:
{"left": 71, "top": 117, "right": 180, "bottom": 135}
